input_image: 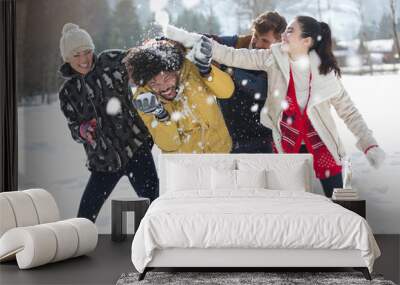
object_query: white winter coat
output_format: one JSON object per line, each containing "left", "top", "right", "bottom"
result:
{"left": 211, "top": 41, "right": 378, "bottom": 164}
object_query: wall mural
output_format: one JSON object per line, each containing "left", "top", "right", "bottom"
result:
{"left": 17, "top": 0, "right": 400, "bottom": 234}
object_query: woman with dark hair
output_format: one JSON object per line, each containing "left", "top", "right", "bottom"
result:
{"left": 164, "top": 16, "right": 386, "bottom": 197}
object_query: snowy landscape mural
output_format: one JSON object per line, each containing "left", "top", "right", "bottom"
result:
{"left": 16, "top": 0, "right": 400, "bottom": 234}
{"left": 18, "top": 74, "right": 400, "bottom": 234}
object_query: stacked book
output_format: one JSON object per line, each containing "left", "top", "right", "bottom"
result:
{"left": 332, "top": 188, "right": 359, "bottom": 200}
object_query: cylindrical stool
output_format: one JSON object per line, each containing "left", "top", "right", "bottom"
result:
{"left": 111, "top": 197, "right": 150, "bottom": 242}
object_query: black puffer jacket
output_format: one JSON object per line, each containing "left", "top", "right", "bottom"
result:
{"left": 59, "top": 49, "right": 153, "bottom": 172}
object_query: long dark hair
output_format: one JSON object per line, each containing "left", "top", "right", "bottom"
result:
{"left": 296, "top": 16, "right": 341, "bottom": 77}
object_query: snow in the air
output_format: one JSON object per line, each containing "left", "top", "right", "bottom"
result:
{"left": 151, "top": 119, "right": 159, "bottom": 128}
{"left": 182, "top": 0, "right": 201, "bottom": 9}
{"left": 206, "top": 95, "right": 215, "bottom": 105}
{"left": 149, "top": 0, "right": 168, "bottom": 12}
{"left": 171, "top": 111, "right": 183, "bottom": 121}
{"left": 281, "top": 100, "right": 289, "bottom": 110}
{"left": 155, "top": 10, "right": 169, "bottom": 27}
{"left": 250, "top": 104, "right": 259, "bottom": 112}
{"left": 106, "top": 97, "right": 121, "bottom": 115}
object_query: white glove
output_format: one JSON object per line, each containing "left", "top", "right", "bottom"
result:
{"left": 365, "top": 146, "right": 386, "bottom": 169}
{"left": 163, "top": 25, "right": 201, "bottom": 48}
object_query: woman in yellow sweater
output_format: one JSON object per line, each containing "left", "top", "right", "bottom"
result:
{"left": 123, "top": 39, "right": 234, "bottom": 153}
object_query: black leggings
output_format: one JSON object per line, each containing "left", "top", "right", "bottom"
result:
{"left": 299, "top": 145, "right": 343, "bottom": 198}
{"left": 77, "top": 145, "right": 159, "bottom": 222}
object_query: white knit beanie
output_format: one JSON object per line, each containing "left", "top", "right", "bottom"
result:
{"left": 60, "top": 23, "right": 95, "bottom": 62}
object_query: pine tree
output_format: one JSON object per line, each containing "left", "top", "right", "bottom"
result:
{"left": 173, "top": 9, "right": 221, "bottom": 34}
{"left": 110, "top": 0, "right": 142, "bottom": 49}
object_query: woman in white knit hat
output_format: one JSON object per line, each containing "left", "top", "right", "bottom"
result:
{"left": 58, "top": 23, "right": 158, "bottom": 222}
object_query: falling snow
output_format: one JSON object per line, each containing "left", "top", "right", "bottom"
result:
{"left": 324, "top": 169, "right": 331, "bottom": 178}
{"left": 250, "top": 104, "right": 259, "bottom": 112}
{"left": 149, "top": 0, "right": 168, "bottom": 12}
{"left": 241, "top": 79, "right": 248, "bottom": 86}
{"left": 254, "top": 92, "right": 261, "bottom": 100}
{"left": 106, "top": 97, "right": 121, "bottom": 115}
{"left": 171, "top": 111, "right": 183, "bottom": 121}
{"left": 155, "top": 10, "right": 170, "bottom": 27}
{"left": 182, "top": 0, "right": 201, "bottom": 9}
{"left": 206, "top": 96, "right": 215, "bottom": 105}
{"left": 281, "top": 100, "right": 289, "bottom": 110}
{"left": 151, "top": 120, "right": 159, "bottom": 128}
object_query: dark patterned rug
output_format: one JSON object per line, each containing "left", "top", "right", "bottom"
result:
{"left": 116, "top": 271, "right": 396, "bottom": 285}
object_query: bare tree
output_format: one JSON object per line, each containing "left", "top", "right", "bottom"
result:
{"left": 234, "top": 0, "right": 280, "bottom": 34}
{"left": 358, "top": 0, "right": 374, "bottom": 74}
{"left": 390, "top": 0, "right": 400, "bottom": 58}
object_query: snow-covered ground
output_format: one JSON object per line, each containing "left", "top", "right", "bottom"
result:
{"left": 18, "top": 73, "right": 400, "bottom": 234}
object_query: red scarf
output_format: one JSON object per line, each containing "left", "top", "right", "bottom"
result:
{"left": 279, "top": 68, "right": 342, "bottom": 179}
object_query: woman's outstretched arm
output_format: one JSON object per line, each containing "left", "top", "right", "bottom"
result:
{"left": 164, "top": 24, "right": 272, "bottom": 71}
{"left": 211, "top": 38, "right": 272, "bottom": 71}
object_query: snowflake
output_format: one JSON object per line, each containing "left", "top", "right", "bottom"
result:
{"left": 287, "top": 117, "right": 293, "bottom": 125}
{"left": 155, "top": 10, "right": 169, "bottom": 27}
{"left": 241, "top": 79, "right": 248, "bottom": 86}
{"left": 273, "top": 89, "right": 280, "bottom": 97}
{"left": 151, "top": 120, "right": 159, "bottom": 128}
{"left": 317, "top": 35, "right": 322, "bottom": 42}
{"left": 171, "top": 111, "right": 183, "bottom": 121}
{"left": 106, "top": 97, "right": 121, "bottom": 115}
{"left": 324, "top": 170, "right": 331, "bottom": 178}
{"left": 250, "top": 104, "right": 259, "bottom": 112}
{"left": 206, "top": 96, "right": 215, "bottom": 105}
{"left": 254, "top": 92, "right": 261, "bottom": 100}
{"left": 150, "top": 0, "right": 168, "bottom": 12}
{"left": 182, "top": 0, "right": 200, "bottom": 9}
{"left": 207, "top": 76, "right": 213, "bottom": 81}
{"left": 280, "top": 100, "right": 289, "bottom": 110}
